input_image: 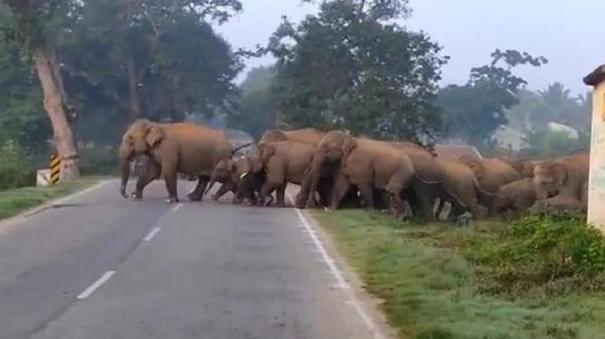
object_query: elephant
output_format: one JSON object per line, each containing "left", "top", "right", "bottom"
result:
{"left": 250, "top": 140, "right": 318, "bottom": 207}
{"left": 390, "top": 141, "right": 443, "bottom": 220}
{"left": 301, "top": 131, "right": 415, "bottom": 214}
{"left": 259, "top": 128, "right": 326, "bottom": 145}
{"left": 119, "top": 119, "right": 233, "bottom": 203}
{"left": 432, "top": 158, "right": 492, "bottom": 220}
{"left": 530, "top": 194, "right": 586, "bottom": 214}
{"left": 458, "top": 156, "right": 521, "bottom": 193}
{"left": 204, "top": 156, "right": 252, "bottom": 203}
{"left": 532, "top": 153, "right": 589, "bottom": 201}
{"left": 492, "top": 178, "right": 536, "bottom": 215}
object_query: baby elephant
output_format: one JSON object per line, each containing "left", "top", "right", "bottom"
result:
{"left": 492, "top": 178, "right": 536, "bottom": 215}
{"left": 205, "top": 157, "right": 252, "bottom": 203}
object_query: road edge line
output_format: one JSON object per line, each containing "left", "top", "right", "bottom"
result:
{"left": 287, "top": 193, "right": 386, "bottom": 339}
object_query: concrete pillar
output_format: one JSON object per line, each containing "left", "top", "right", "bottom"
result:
{"left": 584, "top": 64, "right": 605, "bottom": 231}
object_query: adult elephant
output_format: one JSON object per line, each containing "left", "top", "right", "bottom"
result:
{"left": 259, "top": 128, "right": 326, "bottom": 145}
{"left": 119, "top": 119, "right": 232, "bottom": 203}
{"left": 532, "top": 153, "right": 589, "bottom": 201}
{"left": 458, "top": 156, "right": 521, "bottom": 193}
{"left": 302, "top": 131, "right": 415, "bottom": 213}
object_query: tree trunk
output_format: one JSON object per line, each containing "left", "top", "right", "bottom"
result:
{"left": 126, "top": 55, "right": 141, "bottom": 123}
{"left": 33, "top": 47, "right": 80, "bottom": 181}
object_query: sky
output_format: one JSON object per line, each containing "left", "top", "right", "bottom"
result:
{"left": 217, "top": 0, "right": 605, "bottom": 95}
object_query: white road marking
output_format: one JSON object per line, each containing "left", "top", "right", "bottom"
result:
{"left": 143, "top": 227, "right": 161, "bottom": 242}
{"left": 77, "top": 271, "right": 116, "bottom": 300}
{"left": 171, "top": 203, "right": 184, "bottom": 212}
{"left": 287, "top": 193, "right": 385, "bottom": 339}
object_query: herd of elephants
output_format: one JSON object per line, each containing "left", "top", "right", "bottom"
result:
{"left": 118, "top": 119, "right": 589, "bottom": 223}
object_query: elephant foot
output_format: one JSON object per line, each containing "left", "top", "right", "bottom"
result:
{"left": 263, "top": 196, "right": 274, "bottom": 207}
{"left": 211, "top": 194, "right": 220, "bottom": 202}
{"left": 187, "top": 192, "right": 203, "bottom": 202}
{"left": 165, "top": 197, "right": 180, "bottom": 204}
{"left": 130, "top": 192, "right": 142, "bottom": 200}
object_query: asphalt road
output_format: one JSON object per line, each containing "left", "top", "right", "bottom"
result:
{"left": 0, "top": 180, "right": 386, "bottom": 339}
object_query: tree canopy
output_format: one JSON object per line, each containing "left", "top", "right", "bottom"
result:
{"left": 267, "top": 0, "right": 447, "bottom": 142}
{"left": 439, "top": 49, "right": 547, "bottom": 149}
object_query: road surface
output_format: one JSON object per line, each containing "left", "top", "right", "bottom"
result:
{"left": 0, "top": 180, "right": 386, "bottom": 339}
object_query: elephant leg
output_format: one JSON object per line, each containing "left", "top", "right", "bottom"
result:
{"left": 357, "top": 183, "right": 375, "bottom": 210}
{"left": 276, "top": 185, "right": 287, "bottom": 207}
{"left": 413, "top": 182, "right": 436, "bottom": 221}
{"left": 330, "top": 174, "right": 352, "bottom": 210}
{"left": 187, "top": 176, "right": 209, "bottom": 202}
{"left": 133, "top": 162, "right": 161, "bottom": 200}
{"left": 260, "top": 181, "right": 279, "bottom": 207}
{"left": 162, "top": 166, "right": 179, "bottom": 204}
{"left": 212, "top": 182, "right": 232, "bottom": 201}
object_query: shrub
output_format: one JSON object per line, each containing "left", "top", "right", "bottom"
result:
{"left": 472, "top": 214, "right": 605, "bottom": 297}
{"left": 79, "top": 147, "right": 118, "bottom": 175}
{"left": 0, "top": 140, "right": 35, "bottom": 190}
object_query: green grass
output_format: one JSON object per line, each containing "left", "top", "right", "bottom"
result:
{"left": 0, "top": 178, "right": 99, "bottom": 220}
{"left": 313, "top": 210, "right": 605, "bottom": 339}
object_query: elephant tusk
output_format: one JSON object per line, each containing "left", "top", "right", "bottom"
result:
{"left": 239, "top": 171, "right": 249, "bottom": 179}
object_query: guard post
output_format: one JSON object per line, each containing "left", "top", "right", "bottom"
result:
{"left": 583, "top": 63, "right": 605, "bottom": 232}
{"left": 50, "top": 154, "right": 61, "bottom": 185}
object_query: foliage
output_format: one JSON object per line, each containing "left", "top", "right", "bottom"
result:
{"left": 268, "top": 0, "right": 447, "bottom": 142}
{"left": 0, "top": 22, "right": 50, "bottom": 151}
{"left": 0, "top": 140, "right": 36, "bottom": 190}
{"left": 226, "top": 66, "right": 279, "bottom": 139}
{"left": 61, "top": 0, "right": 243, "bottom": 144}
{"left": 315, "top": 210, "right": 605, "bottom": 339}
{"left": 439, "top": 49, "right": 547, "bottom": 149}
{"left": 79, "top": 147, "right": 119, "bottom": 175}
{"left": 521, "top": 129, "right": 589, "bottom": 158}
{"left": 474, "top": 214, "right": 605, "bottom": 297}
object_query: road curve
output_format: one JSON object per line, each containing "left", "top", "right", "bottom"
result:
{"left": 0, "top": 180, "right": 386, "bottom": 339}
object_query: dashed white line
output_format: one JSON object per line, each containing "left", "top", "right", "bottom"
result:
{"left": 287, "top": 193, "right": 385, "bottom": 339}
{"left": 143, "top": 227, "right": 161, "bottom": 242}
{"left": 77, "top": 271, "right": 116, "bottom": 300}
{"left": 171, "top": 203, "right": 184, "bottom": 212}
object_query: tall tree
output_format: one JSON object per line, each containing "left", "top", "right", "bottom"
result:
{"left": 226, "top": 66, "right": 279, "bottom": 139}
{"left": 439, "top": 49, "right": 547, "bottom": 149}
{"left": 268, "top": 0, "right": 447, "bottom": 142}
{"left": 62, "top": 0, "right": 243, "bottom": 128}
{"left": 1, "top": 0, "right": 82, "bottom": 179}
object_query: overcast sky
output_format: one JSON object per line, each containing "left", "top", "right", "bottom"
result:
{"left": 217, "top": 0, "right": 604, "bottom": 95}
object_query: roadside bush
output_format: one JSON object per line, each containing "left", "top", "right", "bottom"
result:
{"left": 79, "top": 147, "right": 118, "bottom": 175}
{"left": 0, "top": 140, "right": 35, "bottom": 190}
{"left": 473, "top": 214, "right": 605, "bottom": 297}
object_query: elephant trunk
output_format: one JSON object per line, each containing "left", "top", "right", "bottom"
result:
{"left": 119, "top": 149, "right": 131, "bottom": 199}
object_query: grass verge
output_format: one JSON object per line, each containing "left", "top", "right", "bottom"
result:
{"left": 0, "top": 178, "right": 100, "bottom": 220}
{"left": 313, "top": 210, "right": 605, "bottom": 339}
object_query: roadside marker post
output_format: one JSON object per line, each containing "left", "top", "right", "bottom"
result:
{"left": 50, "top": 154, "right": 61, "bottom": 185}
{"left": 584, "top": 63, "right": 605, "bottom": 232}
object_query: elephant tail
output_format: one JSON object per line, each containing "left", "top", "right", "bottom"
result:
{"left": 232, "top": 142, "right": 255, "bottom": 156}
{"left": 472, "top": 176, "right": 497, "bottom": 205}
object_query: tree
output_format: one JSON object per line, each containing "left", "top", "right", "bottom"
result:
{"left": 0, "top": 15, "right": 50, "bottom": 151}
{"left": 439, "top": 49, "right": 547, "bottom": 149}
{"left": 1, "top": 0, "right": 82, "bottom": 179}
{"left": 268, "top": 0, "right": 447, "bottom": 142}
{"left": 62, "top": 0, "right": 243, "bottom": 132}
{"left": 226, "top": 66, "right": 279, "bottom": 139}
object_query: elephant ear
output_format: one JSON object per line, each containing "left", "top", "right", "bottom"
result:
{"left": 341, "top": 135, "right": 356, "bottom": 156}
{"left": 145, "top": 125, "right": 164, "bottom": 147}
{"left": 259, "top": 143, "right": 276, "bottom": 163}
{"left": 551, "top": 163, "right": 568, "bottom": 187}
{"left": 466, "top": 159, "right": 485, "bottom": 179}
{"left": 228, "top": 159, "right": 237, "bottom": 173}
{"left": 249, "top": 156, "right": 263, "bottom": 172}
